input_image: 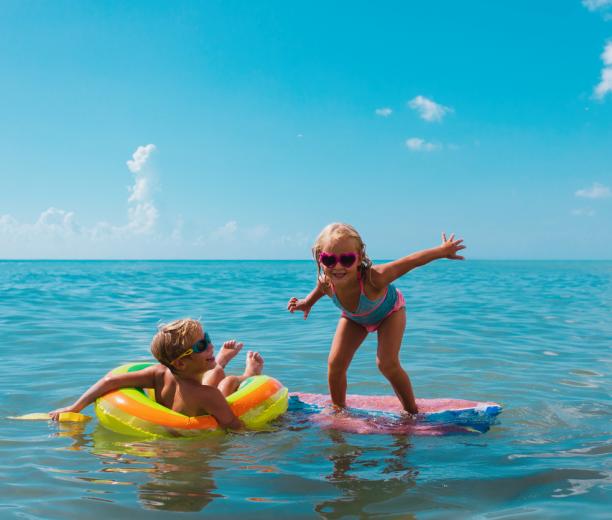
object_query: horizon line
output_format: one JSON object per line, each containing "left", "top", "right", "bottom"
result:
{"left": 1, "top": 258, "right": 611, "bottom": 262}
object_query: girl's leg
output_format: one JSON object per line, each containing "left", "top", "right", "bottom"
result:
{"left": 376, "top": 308, "right": 418, "bottom": 414}
{"left": 328, "top": 317, "right": 368, "bottom": 407}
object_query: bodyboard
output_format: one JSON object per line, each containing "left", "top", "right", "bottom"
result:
{"left": 290, "top": 393, "right": 502, "bottom": 435}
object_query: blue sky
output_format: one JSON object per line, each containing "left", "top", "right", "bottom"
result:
{"left": 1, "top": 0, "right": 612, "bottom": 259}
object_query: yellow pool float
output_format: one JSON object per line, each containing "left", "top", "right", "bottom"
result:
{"left": 94, "top": 362, "right": 288, "bottom": 438}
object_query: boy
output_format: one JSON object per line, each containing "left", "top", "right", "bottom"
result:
{"left": 49, "top": 319, "right": 263, "bottom": 430}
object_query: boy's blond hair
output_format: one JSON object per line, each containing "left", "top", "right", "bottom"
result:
{"left": 150, "top": 318, "right": 203, "bottom": 369}
{"left": 312, "top": 222, "right": 373, "bottom": 285}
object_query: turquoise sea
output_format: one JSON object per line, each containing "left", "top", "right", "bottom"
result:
{"left": 0, "top": 260, "right": 610, "bottom": 519}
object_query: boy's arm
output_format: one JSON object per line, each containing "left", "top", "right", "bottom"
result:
{"left": 287, "top": 280, "right": 327, "bottom": 319}
{"left": 48, "top": 366, "right": 161, "bottom": 420}
{"left": 198, "top": 386, "right": 243, "bottom": 430}
{"left": 372, "top": 233, "right": 465, "bottom": 287}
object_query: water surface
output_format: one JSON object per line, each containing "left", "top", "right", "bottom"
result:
{"left": 0, "top": 260, "right": 610, "bottom": 518}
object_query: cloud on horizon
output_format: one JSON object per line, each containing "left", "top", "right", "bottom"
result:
{"left": 0, "top": 143, "right": 291, "bottom": 258}
{"left": 0, "top": 144, "right": 160, "bottom": 256}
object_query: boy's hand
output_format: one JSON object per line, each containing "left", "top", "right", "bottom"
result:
{"left": 439, "top": 233, "right": 466, "bottom": 260}
{"left": 48, "top": 405, "right": 81, "bottom": 421}
{"left": 287, "top": 297, "right": 312, "bottom": 319}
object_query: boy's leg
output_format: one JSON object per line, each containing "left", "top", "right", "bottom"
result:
{"left": 202, "top": 365, "right": 227, "bottom": 387}
{"left": 376, "top": 308, "right": 418, "bottom": 414}
{"left": 217, "top": 351, "right": 264, "bottom": 397}
{"left": 203, "top": 341, "right": 245, "bottom": 387}
{"left": 215, "top": 340, "right": 244, "bottom": 369}
{"left": 328, "top": 317, "right": 368, "bottom": 408}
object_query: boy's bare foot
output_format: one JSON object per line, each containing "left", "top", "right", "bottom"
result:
{"left": 216, "top": 340, "right": 244, "bottom": 368}
{"left": 243, "top": 351, "right": 264, "bottom": 377}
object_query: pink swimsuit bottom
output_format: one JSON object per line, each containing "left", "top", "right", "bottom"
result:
{"left": 358, "top": 288, "right": 405, "bottom": 332}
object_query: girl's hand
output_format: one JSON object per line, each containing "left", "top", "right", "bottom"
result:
{"left": 439, "top": 233, "right": 466, "bottom": 260}
{"left": 48, "top": 405, "right": 81, "bottom": 421}
{"left": 287, "top": 297, "right": 312, "bottom": 319}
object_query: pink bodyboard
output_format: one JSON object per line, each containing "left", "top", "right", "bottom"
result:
{"left": 291, "top": 393, "right": 502, "bottom": 435}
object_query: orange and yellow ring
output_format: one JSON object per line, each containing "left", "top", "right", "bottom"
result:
{"left": 94, "top": 363, "right": 288, "bottom": 438}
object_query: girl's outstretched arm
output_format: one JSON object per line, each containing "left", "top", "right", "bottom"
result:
{"left": 48, "top": 366, "right": 161, "bottom": 420}
{"left": 373, "top": 233, "right": 466, "bottom": 287}
{"left": 287, "top": 281, "right": 327, "bottom": 319}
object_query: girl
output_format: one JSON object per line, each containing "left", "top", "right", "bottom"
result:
{"left": 287, "top": 223, "right": 465, "bottom": 414}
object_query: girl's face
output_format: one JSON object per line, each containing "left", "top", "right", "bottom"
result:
{"left": 319, "top": 236, "right": 360, "bottom": 286}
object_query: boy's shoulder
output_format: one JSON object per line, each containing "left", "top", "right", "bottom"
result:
{"left": 147, "top": 363, "right": 175, "bottom": 385}
{"left": 150, "top": 363, "right": 171, "bottom": 376}
{"left": 176, "top": 380, "right": 225, "bottom": 416}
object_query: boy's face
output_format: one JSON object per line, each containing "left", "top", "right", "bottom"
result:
{"left": 173, "top": 331, "right": 217, "bottom": 372}
{"left": 196, "top": 340, "right": 217, "bottom": 371}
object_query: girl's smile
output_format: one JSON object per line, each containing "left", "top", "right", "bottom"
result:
{"left": 320, "top": 237, "right": 361, "bottom": 285}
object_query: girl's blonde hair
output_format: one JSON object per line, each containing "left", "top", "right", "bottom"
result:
{"left": 150, "top": 318, "right": 203, "bottom": 369}
{"left": 312, "top": 222, "right": 372, "bottom": 285}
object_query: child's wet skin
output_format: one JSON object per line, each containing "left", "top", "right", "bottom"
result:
{"left": 244, "top": 351, "right": 264, "bottom": 378}
{"left": 215, "top": 340, "right": 244, "bottom": 368}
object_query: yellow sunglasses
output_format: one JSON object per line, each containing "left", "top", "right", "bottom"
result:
{"left": 170, "top": 332, "right": 212, "bottom": 364}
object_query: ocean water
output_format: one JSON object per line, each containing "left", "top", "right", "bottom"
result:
{"left": 0, "top": 260, "right": 610, "bottom": 519}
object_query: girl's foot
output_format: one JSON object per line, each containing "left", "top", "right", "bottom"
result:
{"left": 216, "top": 340, "right": 244, "bottom": 368}
{"left": 243, "top": 351, "right": 264, "bottom": 377}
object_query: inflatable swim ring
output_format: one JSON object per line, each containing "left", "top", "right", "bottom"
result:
{"left": 95, "top": 363, "right": 288, "bottom": 438}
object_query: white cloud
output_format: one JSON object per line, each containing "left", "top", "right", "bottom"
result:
{"left": 126, "top": 144, "right": 156, "bottom": 173}
{"left": 245, "top": 225, "right": 270, "bottom": 241}
{"left": 571, "top": 208, "right": 596, "bottom": 217}
{"left": 405, "top": 137, "right": 441, "bottom": 152}
{"left": 0, "top": 207, "right": 79, "bottom": 239}
{"left": 128, "top": 176, "right": 149, "bottom": 203}
{"left": 196, "top": 221, "right": 270, "bottom": 247}
{"left": 125, "top": 144, "right": 158, "bottom": 233}
{"left": 278, "top": 231, "right": 310, "bottom": 247}
{"left": 0, "top": 214, "right": 19, "bottom": 234}
{"left": 375, "top": 107, "right": 393, "bottom": 117}
{"left": 575, "top": 182, "right": 611, "bottom": 198}
{"left": 594, "top": 42, "right": 612, "bottom": 99}
{"left": 211, "top": 220, "right": 238, "bottom": 240}
{"left": 582, "top": 0, "right": 612, "bottom": 11}
{"left": 127, "top": 202, "right": 158, "bottom": 234}
{"left": 0, "top": 144, "right": 161, "bottom": 256}
{"left": 35, "top": 207, "right": 77, "bottom": 233}
{"left": 408, "top": 95, "right": 453, "bottom": 122}
{"left": 594, "top": 68, "right": 612, "bottom": 99}
{"left": 170, "top": 217, "right": 184, "bottom": 242}
{"left": 603, "top": 42, "right": 612, "bottom": 65}
{"left": 0, "top": 141, "right": 281, "bottom": 258}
